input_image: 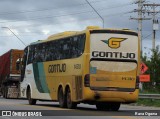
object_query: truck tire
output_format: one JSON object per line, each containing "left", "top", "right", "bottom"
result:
{"left": 27, "top": 88, "right": 36, "bottom": 105}
{"left": 4, "top": 87, "right": 8, "bottom": 99}
{"left": 2, "top": 88, "right": 5, "bottom": 98}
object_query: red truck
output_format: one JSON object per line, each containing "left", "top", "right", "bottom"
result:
{"left": 0, "top": 49, "right": 23, "bottom": 98}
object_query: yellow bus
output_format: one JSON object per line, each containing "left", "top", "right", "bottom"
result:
{"left": 19, "top": 26, "right": 140, "bottom": 111}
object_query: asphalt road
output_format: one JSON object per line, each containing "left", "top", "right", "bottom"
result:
{"left": 0, "top": 97, "right": 160, "bottom": 119}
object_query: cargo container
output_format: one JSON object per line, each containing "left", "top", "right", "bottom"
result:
{"left": 0, "top": 49, "right": 23, "bottom": 98}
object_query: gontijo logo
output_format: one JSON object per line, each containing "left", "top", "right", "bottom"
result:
{"left": 101, "top": 37, "right": 127, "bottom": 49}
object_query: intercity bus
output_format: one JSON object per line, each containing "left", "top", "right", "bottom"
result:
{"left": 19, "top": 26, "right": 140, "bottom": 111}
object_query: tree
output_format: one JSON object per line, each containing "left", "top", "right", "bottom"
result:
{"left": 142, "top": 46, "right": 160, "bottom": 91}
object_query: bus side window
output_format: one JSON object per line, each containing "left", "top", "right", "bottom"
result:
{"left": 71, "top": 36, "right": 77, "bottom": 58}
{"left": 74, "top": 36, "right": 81, "bottom": 57}
{"left": 32, "top": 44, "right": 43, "bottom": 62}
{"left": 47, "top": 42, "right": 52, "bottom": 61}
{"left": 45, "top": 47, "right": 50, "bottom": 61}
{"left": 21, "top": 47, "right": 28, "bottom": 81}
{"left": 27, "top": 45, "right": 34, "bottom": 64}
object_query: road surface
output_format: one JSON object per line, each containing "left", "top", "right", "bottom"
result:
{"left": 0, "top": 97, "right": 159, "bottom": 119}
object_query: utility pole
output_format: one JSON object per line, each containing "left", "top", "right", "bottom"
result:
{"left": 130, "top": 0, "right": 151, "bottom": 55}
{"left": 130, "top": 0, "right": 151, "bottom": 91}
{"left": 143, "top": 3, "right": 160, "bottom": 50}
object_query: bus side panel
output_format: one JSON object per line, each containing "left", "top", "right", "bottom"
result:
{"left": 32, "top": 62, "right": 50, "bottom": 93}
{"left": 20, "top": 64, "right": 52, "bottom": 100}
{"left": 44, "top": 56, "right": 84, "bottom": 101}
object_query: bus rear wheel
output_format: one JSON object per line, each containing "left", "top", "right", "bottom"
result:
{"left": 96, "top": 103, "right": 109, "bottom": 111}
{"left": 27, "top": 88, "right": 36, "bottom": 105}
{"left": 58, "top": 88, "right": 66, "bottom": 108}
{"left": 96, "top": 102, "right": 120, "bottom": 111}
{"left": 66, "top": 88, "right": 77, "bottom": 109}
{"left": 109, "top": 102, "right": 121, "bottom": 111}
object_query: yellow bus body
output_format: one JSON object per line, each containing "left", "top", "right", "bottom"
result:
{"left": 20, "top": 26, "right": 140, "bottom": 110}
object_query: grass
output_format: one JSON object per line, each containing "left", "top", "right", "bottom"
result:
{"left": 137, "top": 89, "right": 160, "bottom": 107}
{"left": 139, "top": 89, "right": 160, "bottom": 94}
{"left": 136, "top": 99, "right": 160, "bottom": 107}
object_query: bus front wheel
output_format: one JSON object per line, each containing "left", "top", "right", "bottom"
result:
{"left": 27, "top": 88, "right": 36, "bottom": 105}
{"left": 66, "top": 88, "right": 77, "bottom": 109}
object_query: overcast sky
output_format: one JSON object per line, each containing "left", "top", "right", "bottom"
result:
{"left": 0, "top": 0, "right": 159, "bottom": 56}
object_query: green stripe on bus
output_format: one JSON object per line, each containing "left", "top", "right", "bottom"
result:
{"left": 33, "top": 63, "right": 44, "bottom": 93}
{"left": 33, "top": 63, "right": 49, "bottom": 93}
{"left": 38, "top": 63, "right": 50, "bottom": 93}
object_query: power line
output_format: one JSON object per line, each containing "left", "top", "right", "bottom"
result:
{"left": 0, "top": 11, "right": 132, "bottom": 39}
{"left": 6, "top": 10, "right": 132, "bottom": 29}
{"left": 0, "top": 2, "right": 133, "bottom": 24}
{"left": 0, "top": 0, "right": 104, "bottom": 16}
{"left": 85, "top": 0, "right": 104, "bottom": 28}
{"left": 0, "top": 10, "right": 94, "bottom": 23}
{"left": 142, "top": 33, "right": 152, "bottom": 40}
{"left": 130, "top": 0, "right": 151, "bottom": 55}
{"left": 0, "top": 34, "right": 48, "bottom": 37}
{"left": 0, "top": 0, "right": 129, "bottom": 16}
{"left": 143, "top": 3, "right": 160, "bottom": 50}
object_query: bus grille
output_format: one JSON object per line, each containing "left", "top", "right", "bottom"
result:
{"left": 75, "top": 76, "right": 82, "bottom": 100}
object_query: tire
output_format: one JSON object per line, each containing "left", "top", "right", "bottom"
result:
{"left": 2, "top": 89, "right": 5, "bottom": 98}
{"left": 96, "top": 103, "right": 109, "bottom": 111}
{"left": 96, "top": 102, "right": 120, "bottom": 111}
{"left": 66, "top": 88, "right": 77, "bottom": 109}
{"left": 58, "top": 88, "right": 67, "bottom": 108}
{"left": 2, "top": 92, "right": 5, "bottom": 98}
{"left": 110, "top": 102, "right": 121, "bottom": 111}
{"left": 27, "top": 88, "right": 36, "bottom": 105}
{"left": 4, "top": 87, "right": 8, "bottom": 99}
{"left": 5, "top": 88, "right": 8, "bottom": 99}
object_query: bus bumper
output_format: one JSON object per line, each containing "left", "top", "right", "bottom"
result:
{"left": 83, "top": 88, "right": 139, "bottom": 103}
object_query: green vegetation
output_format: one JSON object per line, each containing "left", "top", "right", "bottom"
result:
{"left": 140, "top": 89, "right": 159, "bottom": 94}
{"left": 136, "top": 99, "right": 160, "bottom": 107}
{"left": 141, "top": 46, "right": 160, "bottom": 92}
{"left": 135, "top": 46, "right": 160, "bottom": 107}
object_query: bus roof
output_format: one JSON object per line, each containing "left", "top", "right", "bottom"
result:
{"left": 30, "top": 26, "right": 137, "bottom": 45}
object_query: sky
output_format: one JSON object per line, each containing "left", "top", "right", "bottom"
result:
{"left": 0, "top": 0, "right": 159, "bottom": 56}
